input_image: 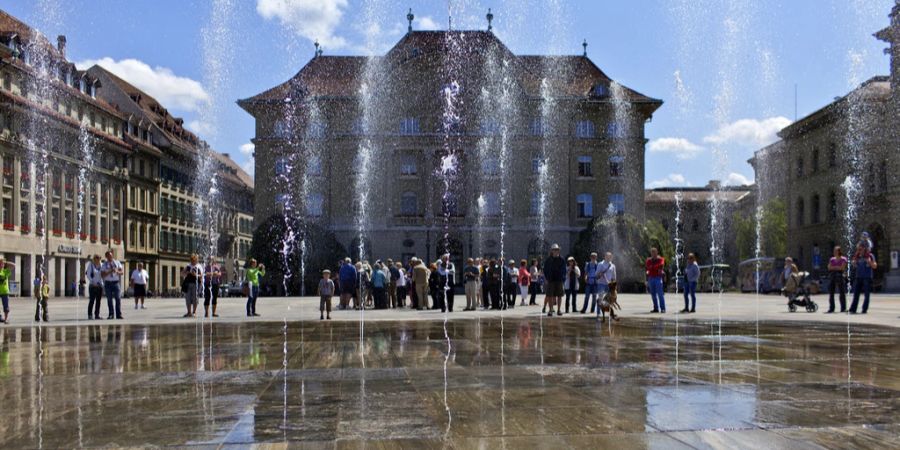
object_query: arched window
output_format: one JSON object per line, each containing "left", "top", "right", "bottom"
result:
{"left": 576, "top": 193, "right": 593, "bottom": 218}
{"left": 811, "top": 193, "right": 821, "bottom": 224}
{"left": 139, "top": 224, "right": 146, "bottom": 247}
{"left": 400, "top": 191, "right": 417, "bottom": 216}
{"left": 796, "top": 197, "right": 805, "bottom": 227}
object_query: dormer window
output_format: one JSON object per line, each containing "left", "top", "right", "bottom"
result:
{"left": 65, "top": 70, "right": 73, "bottom": 86}
{"left": 399, "top": 117, "right": 420, "bottom": 135}
{"left": 89, "top": 83, "right": 96, "bottom": 98}
{"left": 79, "top": 78, "right": 86, "bottom": 94}
{"left": 592, "top": 84, "right": 609, "bottom": 97}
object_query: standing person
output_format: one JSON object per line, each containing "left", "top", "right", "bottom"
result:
{"left": 0, "top": 258, "right": 15, "bottom": 323}
{"left": 387, "top": 259, "right": 399, "bottom": 308}
{"left": 100, "top": 250, "right": 125, "bottom": 320}
{"left": 130, "top": 262, "right": 149, "bottom": 310}
{"left": 849, "top": 243, "right": 877, "bottom": 314}
{"left": 356, "top": 262, "right": 371, "bottom": 310}
{"left": 84, "top": 255, "right": 103, "bottom": 320}
{"left": 542, "top": 244, "right": 566, "bottom": 317}
{"left": 682, "top": 253, "right": 700, "bottom": 313}
{"left": 596, "top": 252, "right": 618, "bottom": 319}
{"left": 338, "top": 258, "right": 357, "bottom": 310}
{"left": 35, "top": 274, "right": 49, "bottom": 322}
{"left": 645, "top": 248, "right": 667, "bottom": 313}
{"left": 431, "top": 262, "right": 449, "bottom": 313}
{"left": 827, "top": 246, "right": 848, "bottom": 313}
{"left": 582, "top": 252, "right": 601, "bottom": 314}
{"left": 318, "top": 269, "right": 334, "bottom": 320}
{"left": 395, "top": 262, "right": 408, "bottom": 307}
{"left": 563, "top": 257, "right": 581, "bottom": 315}
{"left": 439, "top": 254, "right": 456, "bottom": 312}
{"left": 181, "top": 254, "right": 203, "bottom": 318}
{"left": 518, "top": 260, "right": 531, "bottom": 306}
{"left": 203, "top": 256, "right": 222, "bottom": 318}
{"left": 463, "top": 258, "right": 479, "bottom": 311}
{"left": 246, "top": 259, "right": 266, "bottom": 317}
{"left": 413, "top": 259, "right": 430, "bottom": 310}
{"left": 505, "top": 260, "right": 518, "bottom": 309}
{"left": 473, "top": 258, "right": 483, "bottom": 309}
{"left": 529, "top": 259, "right": 540, "bottom": 306}
{"left": 488, "top": 259, "right": 503, "bottom": 310}
{"left": 481, "top": 258, "right": 492, "bottom": 310}
{"left": 371, "top": 262, "right": 388, "bottom": 309}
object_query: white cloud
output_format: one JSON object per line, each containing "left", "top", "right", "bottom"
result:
{"left": 239, "top": 142, "right": 255, "bottom": 156}
{"left": 186, "top": 120, "right": 214, "bottom": 136}
{"left": 240, "top": 160, "right": 255, "bottom": 178}
{"left": 723, "top": 172, "right": 753, "bottom": 186}
{"left": 257, "top": 0, "right": 349, "bottom": 49}
{"left": 416, "top": 16, "right": 439, "bottom": 30}
{"left": 76, "top": 57, "right": 209, "bottom": 113}
{"left": 703, "top": 116, "right": 792, "bottom": 148}
{"left": 648, "top": 173, "right": 691, "bottom": 189}
{"left": 647, "top": 137, "right": 704, "bottom": 160}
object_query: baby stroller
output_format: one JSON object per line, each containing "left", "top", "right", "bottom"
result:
{"left": 784, "top": 271, "right": 818, "bottom": 313}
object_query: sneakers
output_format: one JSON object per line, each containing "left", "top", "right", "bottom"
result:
{"left": 141, "top": 305, "right": 146, "bottom": 310}
{"left": 134, "top": 304, "right": 139, "bottom": 310}
{"left": 650, "top": 309, "right": 659, "bottom": 313}
{"left": 680, "top": 308, "right": 690, "bottom": 313}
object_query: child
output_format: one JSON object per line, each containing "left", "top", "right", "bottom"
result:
{"left": 35, "top": 275, "right": 49, "bottom": 322}
{"left": 318, "top": 269, "right": 334, "bottom": 320}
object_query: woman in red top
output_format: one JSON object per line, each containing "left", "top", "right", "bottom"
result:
{"left": 518, "top": 259, "right": 531, "bottom": 306}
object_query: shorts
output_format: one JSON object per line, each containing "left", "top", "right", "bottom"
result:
{"left": 546, "top": 281, "right": 564, "bottom": 297}
{"left": 133, "top": 284, "right": 146, "bottom": 297}
{"left": 320, "top": 295, "right": 332, "bottom": 310}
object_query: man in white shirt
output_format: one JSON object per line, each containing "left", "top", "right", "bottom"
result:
{"left": 84, "top": 255, "right": 104, "bottom": 319}
{"left": 100, "top": 251, "right": 124, "bottom": 319}
{"left": 130, "top": 262, "right": 149, "bottom": 310}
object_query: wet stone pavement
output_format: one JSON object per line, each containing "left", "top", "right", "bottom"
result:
{"left": 0, "top": 317, "right": 898, "bottom": 449}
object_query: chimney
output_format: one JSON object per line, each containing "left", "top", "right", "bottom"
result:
{"left": 57, "top": 35, "right": 67, "bottom": 57}
{"left": 706, "top": 180, "right": 722, "bottom": 190}
{"left": 223, "top": 153, "right": 230, "bottom": 159}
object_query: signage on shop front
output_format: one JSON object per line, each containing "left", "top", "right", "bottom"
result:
{"left": 57, "top": 244, "right": 82, "bottom": 255}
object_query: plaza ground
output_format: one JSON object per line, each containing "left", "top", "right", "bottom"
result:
{"left": 0, "top": 293, "right": 898, "bottom": 448}
{"left": 4, "top": 292, "right": 900, "bottom": 329}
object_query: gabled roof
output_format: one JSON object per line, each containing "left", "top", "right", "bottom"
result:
{"left": 778, "top": 76, "right": 890, "bottom": 140}
{"left": 214, "top": 152, "right": 254, "bottom": 189}
{"left": 239, "top": 29, "right": 661, "bottom": 111}
{"left": 645, "top": 188, "right": 752, "bottom": 203}
{"left": 0, "top": 9, "right": 63, "bottom": 60}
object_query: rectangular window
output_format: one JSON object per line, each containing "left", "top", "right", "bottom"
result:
{"left": 577, "top": 156, "right": 593, "bottom": 177}
{"left": 606, "top": 122, "right": 625, "bottom": 138}
{"left": 529, "top": 192, "right": 540, "bottom": 216}
{"left": 530, "top": 117, "right": 543, "bottom": 136}
{"left": 400, "top": 155, "right": 417, "bottom": 176}
{"left": 307, "top": 193, "right": 324, "bottom": 217}
{"left": 609, "top": 156, "right": 625, "bottom": 178}
{"left": 20, "top": 201, "right": 28, "bottom": 230}
{"left": 1, "top": 198, "right": 11, "bottom": 227}
{"left": 275, "top": 157, "right": 288, "bottom": 176}
{"left": 575, "top": 120, "right": 595, "bottom": 138}
{"left": 608, "top": 194, "right": 625, "bottom": 215}
{"left": 400, "top": 118, "right": 420, "bottom": 135}
{"left": 482, "top": 157, "right": 500, "bottom": 176}
{"left": 576, "top": 193, "right": 593, "bottom": 218}
{"left": 531, "top": 157, "right": 544, "bottom": 175}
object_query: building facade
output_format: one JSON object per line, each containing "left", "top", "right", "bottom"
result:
{"left": 240, "top": 25, "right": 661, "bottom": 267}
{"left": 751, "top": 3, "right": 900, "bottom": 291}
{"left": 0, "top": 10, "right": 253, "bottom": 297}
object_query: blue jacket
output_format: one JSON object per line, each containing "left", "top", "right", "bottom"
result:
{"left": 372, "top": 269, "right": 387, "bottom": 288}
{"left": 339, "top": 263, "right": 358, "bottom": 286}
{"left": 855, "top": 253, "right": 876, "bottom": 279}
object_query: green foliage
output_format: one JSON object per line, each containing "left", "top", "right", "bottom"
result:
{"left": 250, "top": 213, "right": 346, "bottom": 295}
{"left": 733, "top": 199, "right": 787, "bottom": 260}
{"left": 572, "top": 214, "right": 674, "bottom": 290}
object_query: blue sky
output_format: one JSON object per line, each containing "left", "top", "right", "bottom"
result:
{"left": 3, "top": 0, "right": 894, "bottom": 187}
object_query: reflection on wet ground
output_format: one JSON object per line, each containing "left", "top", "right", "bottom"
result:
{"left": 0, "top": 318, "right": 898, "bottom": 448}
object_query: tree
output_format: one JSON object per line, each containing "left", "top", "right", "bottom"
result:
{"left": 572, "top": 214, "right": 673, "bottom": 292}
{"left": 250, "top": 213, "right": 346, "bottom": 296}
{"left": 733, "top": 199, "right": 787, "bottom": 260}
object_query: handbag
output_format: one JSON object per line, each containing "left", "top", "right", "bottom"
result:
{"left": 242, "top": 281, "right": 250, "bottom": 296}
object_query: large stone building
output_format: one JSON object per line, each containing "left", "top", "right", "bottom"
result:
{"left": 0, "top": 10, "right": 253, "bottom": 297}
{"left": 239, "top": 18, "right": 661, "bottom": 268}
{"left": 751, "top": 2, "right": 900, "bottom": 291}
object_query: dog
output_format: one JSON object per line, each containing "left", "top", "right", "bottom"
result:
{"left": 599, "top": 281, "right": 621, "bottom": 322}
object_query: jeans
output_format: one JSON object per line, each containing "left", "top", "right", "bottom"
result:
{"left": 565, "top": 288, "right": 578, "bottom": 312}
{"left": 648, "top": 277, "right": 666, "bottom": 311}
{"left": 35, "top": 296, "right": 48, "bottom": 321}
{"left": 104, "top": 280, "right": 122, "bottom": 318}
{"left": 246, "top": 284, "right": 260, "bottom": 315}
{"left": 850, "top": 277, "right": 872, "bottom": 313}
{"left": 529, "top": 282, "right": 538, "bottom": 305}
{"left": 828, "top": 272, "right": 846, "bottom": 312}
{"left": 582, "top": 283, "right": 600, "bottom": 313}
{"left": 1, "top": 294, "right": 8, "bottom": 314}
{"left": 88, "top": 285, "right": 102, "bottom": 318}
{"left": 683, "top": 281, "right": 697, "bottom": 311}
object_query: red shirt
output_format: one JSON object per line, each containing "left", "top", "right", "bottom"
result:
{"left": 518, "top": 267, "right": 531, "bottom": 286}
{"left": 645, "top": 257, "right": 666, "bottom": 278}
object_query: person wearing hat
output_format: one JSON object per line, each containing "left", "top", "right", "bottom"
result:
{"left": 543, "top": 244, "right": 566, "bottom": 316}
{"left": 84, "top": 255, "right": 104, "bottom": 320}
{"left": 318, "top": 269, "right": 334, "bottom": 320}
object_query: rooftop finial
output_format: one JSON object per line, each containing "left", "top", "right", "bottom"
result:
{"left": 486, "top": 8, "right": 494, "bottom": 31}
{"left": 407, "top": 8, "right": 414, "bottom": 33}
{"left": 582, "top": 39, "right": 588, "bottom": 57}
{"left": 314, "top": 39, "right": 320, "bottom": 58}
